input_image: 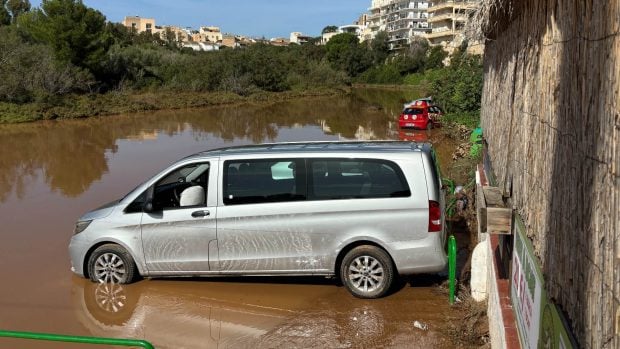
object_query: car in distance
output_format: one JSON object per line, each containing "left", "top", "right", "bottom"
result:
{"left": 399, "top": 101, "right": 444, "bottom": 130}
{"left": 69, "top": 141, "right": 447, "bottom": 299}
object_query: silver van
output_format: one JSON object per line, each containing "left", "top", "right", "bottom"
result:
{"left": 69, "top": 141, "right": 446, "bottom": 298}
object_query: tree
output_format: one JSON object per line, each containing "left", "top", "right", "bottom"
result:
{"left": 369, "top": 30, "right": 389, "bottom": 65}
{"left": 325, "top": 33, "right": 371, "bottom": 77}
{"left": 322, "top": 25, "right": 338, "bottom": 34}
{"left": 18, "top": 0, "right": 109, "bottom": 74}
{"left": 161, "top": 27, "right": 181, "bottom": 48}
{"left": 0, "top": 25, "right": 93, "bottom": 103}
{"left": 425, "top": 45, "right": 448, "bottom": 70}
{"left": 7, "top": 0, "right": 30, "bottom": 23}
{"left": 429, "top": 51, "right": 483, "bottom": 113}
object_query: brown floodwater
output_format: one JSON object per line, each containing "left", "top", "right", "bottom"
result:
{"left": 0, "top": 88, "right": 464, "bottom": 349}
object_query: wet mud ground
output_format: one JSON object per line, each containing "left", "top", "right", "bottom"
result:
{"left": 0, "top": 89, "right": 485, "bottom": 348}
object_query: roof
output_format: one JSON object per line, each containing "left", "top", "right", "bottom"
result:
{"left": 187, "top": 141, "right": 433, "bottom": 159}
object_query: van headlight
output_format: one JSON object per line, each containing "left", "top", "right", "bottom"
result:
{"left": 74, "top": 220, "right": 92, "bottom": 235}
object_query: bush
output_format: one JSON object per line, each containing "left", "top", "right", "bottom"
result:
{"left": 356, "top": 64, "right": 402, "bottom": 84}
{"left": 442, "top": 112, "right": 480, "bottom": 129}
{"left": 287, "top": 60, "right": 349, "bottom": 90}
{"left": 0, "top": 26, "right": 94, "bottom": 103}
{"left": 428, "top": 51, "right": 483, "bottom": 113}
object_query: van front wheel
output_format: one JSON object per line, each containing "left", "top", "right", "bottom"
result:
{"left": 88, "top": 244, "right": 138, "bottom": 284}
{"left": 340, "top": 246, "right": 394, "bottom": 298}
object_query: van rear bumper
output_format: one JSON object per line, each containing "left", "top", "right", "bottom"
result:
{"left": 387, "top": 233, "right": 447, "bottom": 275}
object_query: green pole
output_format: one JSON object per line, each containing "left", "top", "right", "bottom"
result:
{"left": 448, "top": 235, "right": 457, "bottom": 304}
{"left": 0, "top": 330, "right": 154, "bottom": 349}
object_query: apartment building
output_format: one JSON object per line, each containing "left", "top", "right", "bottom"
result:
{"left": 368, "top": 1, "right": 432, "bottom": 51}
{"left": 424, "top": 0, "right": 482, "bottom": 54}
{"left": 122, "top": 16, "right": 157, "bottom": 34}
{"left": 199, "top": 26, "right": 223, "bottom": 43}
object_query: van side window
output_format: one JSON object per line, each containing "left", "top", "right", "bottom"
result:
{"left": 152, "top": 162, "right": 210, "bottom": 210}
{"left": 308, "top": 159, "right": 410, "bottom": 200}
{"left": 223, "top": 159, "right": 306, "bottom": 205}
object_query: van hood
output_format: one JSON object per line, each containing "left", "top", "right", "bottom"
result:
{"left": 80, "top": 200, "right": 120, "bottom": 221}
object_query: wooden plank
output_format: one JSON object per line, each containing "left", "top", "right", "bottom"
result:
{"left": 485, "top": 207, "right": 513, "bottom": 234}
{"left": 483, "top": 186, "right": 504, "bottom": 207}
{"left": 478, "top": 205, "right": 488, "bottom": 233}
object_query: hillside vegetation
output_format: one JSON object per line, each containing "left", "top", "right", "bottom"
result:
{"left": 0, "top": 0, "right": 482, "bottom": 123}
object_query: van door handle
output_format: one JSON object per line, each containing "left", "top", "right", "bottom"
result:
{"left": 191, "top": 210, "right": 210, "bottom": 218}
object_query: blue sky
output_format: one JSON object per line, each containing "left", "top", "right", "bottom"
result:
{"left": 29, "top": 0, "right": 369, "bottom": 38}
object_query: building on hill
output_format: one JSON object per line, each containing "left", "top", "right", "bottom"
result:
{"left": 122, "top": 16, "right": 156, "bottom": 33}
{"left": 199, "top": 26, "right": 223, "bottom": 42}
{"left": 367, "top": 0, "right": 432, "bottom": 51}
{"left": 424, "top": 0, "right": 482, "bottom": 54}
{"left": 290, "top": 32, "right": 313, "bottom": 45}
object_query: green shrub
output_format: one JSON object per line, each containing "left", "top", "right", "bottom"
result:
{"left": 442, "top": 112, "right": 480, "bottom": 129}
{"left": 356, "top": 64, "right": 402, "bottom": 84}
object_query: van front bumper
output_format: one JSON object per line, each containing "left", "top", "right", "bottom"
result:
{"left": 68, "top": 236, "right": 89, "bottom": 277}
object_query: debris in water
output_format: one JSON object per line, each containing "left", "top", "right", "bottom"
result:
{"left": 413, "top": 320, "right": 428, "bottom": 331}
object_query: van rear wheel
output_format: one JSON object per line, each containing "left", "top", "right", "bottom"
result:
{"left": 88, "top": 244, "right": 138, "bottom": 284}
{"left": 340, "top": 246, "right": 394, "bottom": 298}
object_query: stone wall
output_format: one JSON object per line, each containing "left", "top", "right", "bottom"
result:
{"left": 479, "top": 1, "right": 619, "bottom": 347}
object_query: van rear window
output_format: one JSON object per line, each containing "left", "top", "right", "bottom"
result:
{"left": 308, "top": 159, "right": 410, "bottom": 200}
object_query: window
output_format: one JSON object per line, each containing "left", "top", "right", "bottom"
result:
{"left": 404, "top": 108, "right": 424, "bottom": 114}
{"left": 152, "top": 162, "right": 210, "bottom": 210}
{"left": 309, "top": 159, "right": 410, "bottom": 200}
{"left": 224, "top": 159, "right": 306, "bottom": 205}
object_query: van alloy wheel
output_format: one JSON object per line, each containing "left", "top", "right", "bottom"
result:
{"left": 340, "top": 246, "right": 394, "bottom": 298}
{"left": 94, "top": 253, "right": 127, "bottom": 283}
{"left": 348, "top": 256, "right": 385, "bottom": 293}
{"left": 88, "top": 244, "right": 138, "bottom": 284}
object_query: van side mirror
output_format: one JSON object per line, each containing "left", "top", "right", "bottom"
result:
{"left": 143, "top": 199, "right": 154, "bottom": 213}
{"left": 143, "top": 186, "right": 155, "bottom": 213}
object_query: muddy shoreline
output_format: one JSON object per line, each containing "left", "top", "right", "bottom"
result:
{"left": 0, "top": 88, "right": 348, "bottom": 124}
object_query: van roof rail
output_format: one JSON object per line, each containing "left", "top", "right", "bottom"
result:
{"left": 190, "top": 140, "right": 433, "bottom": 158}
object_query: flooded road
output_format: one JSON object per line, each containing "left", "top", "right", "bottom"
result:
{"left": 0, "top": 88, "right": 465, "bottom": 348}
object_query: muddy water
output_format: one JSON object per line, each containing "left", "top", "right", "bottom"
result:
{"left": 0, "top": 88, "right": 461, "bottom": 349}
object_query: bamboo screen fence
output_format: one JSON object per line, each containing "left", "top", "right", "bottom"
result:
{"left": 478, "top": 1, "right": 619, "bottom": 348}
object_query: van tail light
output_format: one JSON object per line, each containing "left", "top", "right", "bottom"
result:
{"left": 428, "top": 200, "right": 441, "bottom": 232}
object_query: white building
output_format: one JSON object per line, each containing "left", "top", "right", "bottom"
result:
{"left": 424, "top": 0, "right": 482, "bottom": 54}
{"left": 290, "top": 32, "right": 312, "bottom": 44}
{"left": 368, "top": 0, "right": 432, "bottom": 51}
{"left": 182, "top": 42, "right": 220, "bottom": 51}
{"left": 321, "top": 25, "right": 368, "bottom": 45}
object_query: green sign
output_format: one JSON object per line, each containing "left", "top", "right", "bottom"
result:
{"left": 511, "top": 216, "right": 576, "bottom": 349}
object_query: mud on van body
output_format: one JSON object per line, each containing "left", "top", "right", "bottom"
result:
{"left": 69, "top": 141, "right": 447, "bottom": 298}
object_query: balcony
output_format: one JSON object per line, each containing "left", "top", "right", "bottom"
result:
{"left": 424, "top": 29, "right": 458, "bottom": 40}
{"left": 427, "top": 13, "right": 468, "bottom": 23}
{"left": 427, "top": 0, "right": 479, "bottom": 12}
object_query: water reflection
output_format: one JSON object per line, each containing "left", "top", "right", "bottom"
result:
{"left": 0, "top": 90, "right": 421, "bottom": 203}
{"left": 71, "top": 277, "right": 451, "bottom": 349}
{"left": 71, "top": 277, "right": 337, "bottom": 349}
{"left": 398, "top": 129, "right": 431, "bottom": 142}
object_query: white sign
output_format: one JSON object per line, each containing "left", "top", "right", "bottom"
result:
{"left": 511, "top": 230, "right": 543, "bottom": 349}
